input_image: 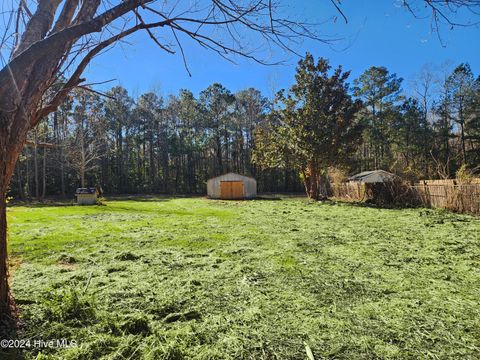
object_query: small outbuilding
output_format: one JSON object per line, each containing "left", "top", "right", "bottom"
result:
{"left": 75, "top": 187, "right": 98, "bottom": 205}
{"left": 207, "top": 172, "right": 257, "bottom": 200}
{"left": 348, "top": 170, "right": 399, "bottom": 184}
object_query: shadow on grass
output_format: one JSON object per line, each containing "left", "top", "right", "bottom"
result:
{"left": 251, "top": 193, "right": 306, "bottom": 201}
{"left": 8, "top": 194, "right": 181, "bottom": 208}
{"left": 255, "top": 196, "right": 283, "bottom": 201}
{"left": 8, "top": 200, "right": 74, "bottom": 208}
{"left": 330, "top": 198, "right": 425, "bottom": 211}
{"left": 0, "top": 316, "right": 24, "bottom": 360}
{"left": 107, "top": 194, "right": 197, "bottom": 202}
{"left": 9, "top": 193, "right": 308, "bottom": 207}
{"left": 0, "top": 349, "right": 23, "bottom": 360}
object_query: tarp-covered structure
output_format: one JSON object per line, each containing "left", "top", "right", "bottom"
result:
{"left": 348, "top": 170, "right": 399, "bottom": 184}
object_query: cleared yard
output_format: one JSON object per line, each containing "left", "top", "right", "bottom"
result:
{"left": 4, "top": 197, "right": 480, "bottom": 359}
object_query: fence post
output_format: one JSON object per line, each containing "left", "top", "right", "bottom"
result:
{"left": 424, "top": 180, "right": 430, "bottom": 207}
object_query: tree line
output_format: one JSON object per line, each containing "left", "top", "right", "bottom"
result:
{"left": 10, "top": 84, "right": 302, "bottom": 199}
{"left": 255, "top": 55, "right": 480, "bottom": 198}
{"left": 8, "top": 56, "right": 480, "bottom": 199}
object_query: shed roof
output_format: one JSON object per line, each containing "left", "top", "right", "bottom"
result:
{"left": 348, "top": 170, "right": 399, "bottom": 183}
{"left": 207, "top": 172, "right": 256, "bottom": 181}
{"left": 75, "top": 187, "right": 97, "bottom": 194}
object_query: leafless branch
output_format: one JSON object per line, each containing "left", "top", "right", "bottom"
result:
{"left": 170, "top": 28, "right": 192, "bottom": 77}
{"left": 330, "top": 0, "right": 348, "bottom": 24}
{"left": 76, "top": 85, "right": 116, "bottom": 99}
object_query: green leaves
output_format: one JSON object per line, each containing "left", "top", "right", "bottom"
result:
{"left": 253, "top": 54, "right": 363, "bottom": 197}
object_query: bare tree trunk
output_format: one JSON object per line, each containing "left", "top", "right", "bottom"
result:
{"left": 26, "top": 149, "right": 30, "bottom": 199}
{"left": 80, "top": 165, "right": 86, "bottom": 188}
{"left": 17, "top": 161, "right": 25, "bottom": 200}
{"left": 303, "top": 162, "right": 320, "bottom": 200}
{"left": 60, "top": 154, "right": 66, "bottom": 197}
{"left": 224, "top": 131, "right": 229, "bottom": 173}
{"left": 54, "top": 111, "right": 66, "bottom": 197}
{"left": 302, "top": 170, "right": 310, "bottom": 196}
{"left": 214, "top": 118, "right": 223, "bottom": 175}
{"left": 460, "top": 121, "right": 467, "bottom": 165}
{"left": 125, "top": 130, "right": 130, "bottom": 192}
{"left": 60, "top": 115, "right": 66, "bottom": 197}
{"left": 319, "top": 174, "right": 330, "bottom": 199}
{"left": 187, "top": 153, "right": 194, "bottom": 194}
{"left": 302, "top": 162, "right": 330, "bottom": 200}
{"left": 0, "top": 113, "right": 24, "bottom": 321}
{"left": 41, "top": 146, "right": 47, "bottom": 200}
{"left": 80, "top": 119, "right": 86, "bottom": 188}
{"left": 33, "top": 134, "right": 39, "bottom": 200}
{"left": 0, "top": 191, "right": 9, "bottom": 318}
{"left": 310, "top": 174, "right": 319, "bottom": 200}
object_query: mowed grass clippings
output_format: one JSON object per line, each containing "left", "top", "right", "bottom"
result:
{"left": 3, "top": 196, "right": 480, "bottom": 359}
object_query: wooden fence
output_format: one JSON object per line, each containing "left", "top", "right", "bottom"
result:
{"left": 418, "top": 178, "right": 480, "bottom": 185}
{"left": 331, "top": 181, "right": 480, "bottom": 215}
{"left": 411, "top": 183, "right": 480, "bottom": 214}
{"left": 330, "top": 183, "right": 366, "bottom": 201}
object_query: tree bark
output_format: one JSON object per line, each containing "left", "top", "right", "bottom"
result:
{"left": 303, "top": 162, "right": 319, "bottom": 200}
{"left": 33, "top": 135, "right": 39, "bottom": 200}
{"left": 80, "top": 122, "right": 86, "bottom": 188}
{"left": 302, "top": 162, "right": 330, "bottom": 200}
{"left": 460, "top": 121, "right": 467, "bottom": 165}
{"left": 16, "top": 161, "right": 25, "bottom": 200}
{"left": 60, "top": 148, "right": 66, "bottom": 197}
{"left": 0, "top": 109, "right": 31, "bottom": 321}
{"left": 80, "top": 167, "right": 85, "bottom": 188}
{"left": 0, "top": 191, "right": 9, "bottom": 318}
{"left": 0, "top": 126, "right": 22, "bottom": 321}
{"left": 26, "top": 149, "right": 31, "bottom": 199}
{"left": 41, "top": 146, "right": 47, "bottom": 200}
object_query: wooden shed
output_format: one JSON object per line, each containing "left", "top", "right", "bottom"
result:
{"left": 75, "top": 187, "right": 98, "bottom": 205}
{"left": 207, "top": 173, "right": 257, "bottom": 199}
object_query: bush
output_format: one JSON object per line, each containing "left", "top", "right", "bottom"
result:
{"left": 365, "top": 180, "right": 422, "bottom": 207}
{"left": 456, "top": 164, "right": 476, "bottom": 184}
{"left": 328, "top": 167, "right": 349, "bottom": 184}
{"left": 96, "top": 197, "right": 107, "bottom": 205}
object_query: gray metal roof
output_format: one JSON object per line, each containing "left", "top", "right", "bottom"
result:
{"left": 75, "top": 187, "right": 97, "bottom": 194}
{"left": 207, "top": 172, "right": 256, "bottom": 181}
{"left": 348, "top": 170, "right": 399, "bottom": 183}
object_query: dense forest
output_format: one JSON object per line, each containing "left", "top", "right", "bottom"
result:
{"left": 8, "top": 59, "right": 480, "bottom": 199}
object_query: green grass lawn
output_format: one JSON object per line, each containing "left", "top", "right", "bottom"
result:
{"left": 4, "top": 196, "right": 480, "bottom": 359}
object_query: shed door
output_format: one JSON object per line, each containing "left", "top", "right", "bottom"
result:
{"left": 220, "top": 181, "right": 244, "bottom": 199}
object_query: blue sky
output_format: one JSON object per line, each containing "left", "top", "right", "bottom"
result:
{"left": 84, "top": 0, "right": 480, "bottom": 100}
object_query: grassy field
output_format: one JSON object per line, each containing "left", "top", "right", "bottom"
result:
{"left": 3, "top": 196, "right": 480, "bottom": 359}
